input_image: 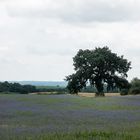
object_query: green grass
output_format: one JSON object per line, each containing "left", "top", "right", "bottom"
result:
{"left": 1, "top": 130, "right": 140, "bottom": 140}
{"left": 15, "top": 111, "right": 35, "bottom": 117}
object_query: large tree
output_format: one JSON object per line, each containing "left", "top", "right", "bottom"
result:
{"left": 66, "top": 47, "right": 131, "bottom": 96}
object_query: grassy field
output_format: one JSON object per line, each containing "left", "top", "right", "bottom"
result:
{"left": 0, "top": 94, "right": 140, "bottom": 140}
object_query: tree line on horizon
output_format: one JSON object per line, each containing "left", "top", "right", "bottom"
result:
{"left": 0, "top": 78, "right": 139, "bottom": 95}
{"left": 0, "top": 81, "right": 67, "bottom": 94}
{"left": 0, "top": 81, "right": 37, "bottom": 94}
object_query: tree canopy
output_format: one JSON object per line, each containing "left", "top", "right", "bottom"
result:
{"left": 66, "top": 47, "right": 131, "bottom": 96}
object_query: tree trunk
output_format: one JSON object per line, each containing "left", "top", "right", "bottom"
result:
{"left": 95, "top": 80, "right": 105, "bottom": 97}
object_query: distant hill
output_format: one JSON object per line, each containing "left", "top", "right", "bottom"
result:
{"left": 8, "top": 81, "right": 67, "bottom": 87}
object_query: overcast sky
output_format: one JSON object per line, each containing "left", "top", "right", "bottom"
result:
{"left": 0, "top": 0, "right": 140, "bottom": 81}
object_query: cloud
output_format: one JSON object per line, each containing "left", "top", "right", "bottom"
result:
{"left": 5, "top": 0, "right": 140, "bottom": 23}
{"left": 0, "top": 0, "right": 140, "bottom": 80}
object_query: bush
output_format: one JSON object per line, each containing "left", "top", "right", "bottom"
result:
{"left": 129, "top": 77, "right": 140, "bottom": 95}
{"left": 120, "top": 89, "right": 129, "bottom": 96}
{"left": 129, "top": 87, "right": 140, "bottom": 95}
{"left": 95, "top": 92, "right": 105, "bottom": 97}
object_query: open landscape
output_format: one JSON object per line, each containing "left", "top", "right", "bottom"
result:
{"left": 1, "top": 0, "right": 140, "bottom": 139}
{"left": 0, "top": 94, "right": 140, "bottom": 140}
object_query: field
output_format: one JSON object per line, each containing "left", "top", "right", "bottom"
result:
{"left": 0, "top": 94, "right": 140, "bottom": 140}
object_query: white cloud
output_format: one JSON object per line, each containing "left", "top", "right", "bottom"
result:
{"left": 5, "top": 0, "right": 140, "bottom": 22}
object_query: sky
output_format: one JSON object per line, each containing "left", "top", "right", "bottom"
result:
{"left": 0, "top": 0, "right": 140, "bottom": 81}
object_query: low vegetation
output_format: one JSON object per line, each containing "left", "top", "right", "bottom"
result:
{"left": 120, "top": 77, "right": 140, "bottom": 95}
{"left": 0, "top": 94, "right": 140, "bottom": 140}
{"left": 129, "top": 77, "right": 140, "bottom": 95}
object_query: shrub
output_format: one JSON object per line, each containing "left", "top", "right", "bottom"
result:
{"left": 129, "top": 87, "right": 140, "bottom": 95}
{"left": 129, "top": 77, "right": 140, "bottom": 95}
{"left": 120, "top": 89, "right": 129, "bottom": 96}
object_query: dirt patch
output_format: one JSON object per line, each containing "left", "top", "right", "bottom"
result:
{"left": 105, "top": 93, "right": 120, "bottom": 97}
{"left": 29, "top": 92, "right": 57, "bottom": 95}
{"left": 78, "top": 93, "right": 96, "bottom": 97}
{"left": 78, "top": 93, "right": 120, "bottom": 97}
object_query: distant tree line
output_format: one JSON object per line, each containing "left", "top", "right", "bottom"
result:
{"left": 37, "top": 86, "right": 67, "bottom": 94}
{"left": 0, "top": 81, "right": 67, "bottom": 94}
{"left": 0, "top": 81, "right": 37, "bottom": 94}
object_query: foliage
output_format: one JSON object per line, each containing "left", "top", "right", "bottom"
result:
{"left": 0, "top": 81, "right": 37, "bottom": 94}
{"left": 129, "top": 77, "right": 140, "bottom": 95}
{"left": 131, "top": 77, "right": 140, "bottom": 87}
{"left": 81, "top": 85, "right": 119, "bottom": 93}
{"left": 37, "top": 86, "right": 67, "bottom": 93}
{"left": 66, "top": 47, "right": 131, "bottom": 95}
{"left": 120, "top": 89, "right": 129, "bottom": 96}
{"left": 129, "top": 87, "right": 140, "bottom": 95}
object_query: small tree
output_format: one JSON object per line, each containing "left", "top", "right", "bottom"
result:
{"left": 129, "top": 77, "right": 140, "bottom": 95}
{"left": 66, "top": 47, "right": 131, "bottom": 96}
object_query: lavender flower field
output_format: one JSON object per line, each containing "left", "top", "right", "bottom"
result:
{"left": 0, "top": 94, "right": 140, "bottom": 140}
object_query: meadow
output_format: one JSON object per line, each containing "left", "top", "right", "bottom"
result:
{"left": 0, "top": 94, "right": 140, "bottom": 140}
